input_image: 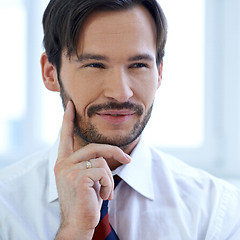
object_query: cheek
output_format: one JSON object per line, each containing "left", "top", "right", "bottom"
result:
{"left": 68, "top": 79, "right": 102, "bottom": 115}
{"left": 70, "top": 87, "right": 93, "bottom": 113}
{"left": 142, "top": 87, "right": 157, "bottom": 109}
{"left": 59, "top": 60, "right": 102, "bottom": 113}
{"left": 134, "top": 72, "right": 159, "bottom": 107}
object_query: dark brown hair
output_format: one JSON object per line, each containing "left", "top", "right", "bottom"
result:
{"left": 42, "top": 0, "right": 168, "bottom": 73}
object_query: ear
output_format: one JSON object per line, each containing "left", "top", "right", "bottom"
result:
{"left": 40, "top": 52, "right": 60, "bottom": 92}
{"left": 157, "top": 62, "right": 163, "bottom": 89}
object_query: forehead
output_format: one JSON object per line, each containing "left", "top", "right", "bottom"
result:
{"left": 76, "top": 6, "right": 157, "bottom": 58}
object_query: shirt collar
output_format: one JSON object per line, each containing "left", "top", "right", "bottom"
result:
{"left": 47, "top": 135, "right": 154, "bottom": 203}
{"left": 112, "top": 136, "right": 154, "bottom": 200}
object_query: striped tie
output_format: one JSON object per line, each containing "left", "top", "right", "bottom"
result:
{"left": 92, "top": 176, "right": 121, "bottom": 240}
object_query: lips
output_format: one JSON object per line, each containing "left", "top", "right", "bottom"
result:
{"left": 96, "top": 110, "right": 135, "bottom": 124}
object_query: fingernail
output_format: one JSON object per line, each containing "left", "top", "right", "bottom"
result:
{"left": 124, "top": 153, "right": 131, "bottom": 162}
{"left": 66, "top": 101, "right": 71, "bottom": 111}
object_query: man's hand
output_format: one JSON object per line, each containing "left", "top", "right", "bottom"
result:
{"left": 55, "top": 101, "right": 131, "bottom": 240}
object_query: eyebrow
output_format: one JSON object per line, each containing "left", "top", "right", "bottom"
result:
{"left": 75, "top": 54, "right": 109, "bottom": 62}
{"left": 128, "top": 54, "right": 155, "bottom": 62}
{"left": 74, "top": 53, "right": 154, "bottom": 62}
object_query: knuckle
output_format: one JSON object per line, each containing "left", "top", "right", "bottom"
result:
{"left": 110, "top": 145, "right": 122, "bottom": 154}
{"left": 86, "top": 143, "right": 98, "bottom": 150}
{"left": 54, "top": 161, "right": 62, "bottom": 174}
{"left": 99, "top": 168, "right": 108, "bottom": 177}
{"left": 79, "top": 174, "right": 91, "bottom": 185}
{"left": 97, "top": 156, "right": 106, "bottom": 164}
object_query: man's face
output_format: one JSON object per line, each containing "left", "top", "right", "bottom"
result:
{"left": 58, "top": 6, "right": 162, "bottom": 148}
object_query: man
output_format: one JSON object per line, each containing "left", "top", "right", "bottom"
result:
{"left": 0, "top": 0, "right": 240, "bottom": 239}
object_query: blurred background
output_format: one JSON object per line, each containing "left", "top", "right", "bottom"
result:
{"left": 0, "top": 0, "right": 240, "bottom": 186}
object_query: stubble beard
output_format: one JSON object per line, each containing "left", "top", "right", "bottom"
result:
{"left": 59, "top": 79, "right": 153, "bottom": 148}
{"left": 73, "top": 105, "right": 153, "bottom": 147}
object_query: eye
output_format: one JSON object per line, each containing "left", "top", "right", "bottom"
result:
{"left": 129, "top": 63, "right": 148, "bottom": 69}
{"left": 85, "top": 63, "right": 105, "bottom": 69}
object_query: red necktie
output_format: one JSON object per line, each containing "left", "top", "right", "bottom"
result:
{"left": 92, "top": 176, "right": 121, "bottom": 240}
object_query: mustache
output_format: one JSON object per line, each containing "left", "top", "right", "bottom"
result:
{"left": 87, "top": 102, "right": 144, "bottom": 117}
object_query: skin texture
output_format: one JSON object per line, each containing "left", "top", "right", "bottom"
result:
{"left": 41, "top": 5, "right": 162, "bottom": 239}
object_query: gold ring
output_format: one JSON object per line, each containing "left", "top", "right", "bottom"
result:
{"left": 86, "top": 160, "right": 92, "bottom": 169}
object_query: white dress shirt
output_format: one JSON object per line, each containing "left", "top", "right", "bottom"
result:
{"left": 0, "top": 136, "right": 240, "bottom": 240}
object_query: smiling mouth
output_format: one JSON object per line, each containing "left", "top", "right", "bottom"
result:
{"left": 96, "top": 110, "right": 135, "bottom": 124}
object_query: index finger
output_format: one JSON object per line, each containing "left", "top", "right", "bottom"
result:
{"left": 58, "top": 101, "right": 75, "bottom": 161}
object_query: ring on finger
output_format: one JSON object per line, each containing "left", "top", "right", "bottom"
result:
{"left": 86, "top": 160, "right": 92, "bottom": 169}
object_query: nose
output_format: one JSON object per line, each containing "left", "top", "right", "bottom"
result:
{"left": 103, "top": 68, "right": 133, "bottom": 102}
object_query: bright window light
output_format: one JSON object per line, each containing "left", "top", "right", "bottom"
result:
{"left": 144, "top": 0, "right": 204, "bottom": 147}
{"left": 0, "top": 3, "right": 26, "bottom": 153}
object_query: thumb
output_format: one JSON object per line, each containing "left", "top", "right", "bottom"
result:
{"left": 57, "top": 101, "right": 75, "bottom": 161}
